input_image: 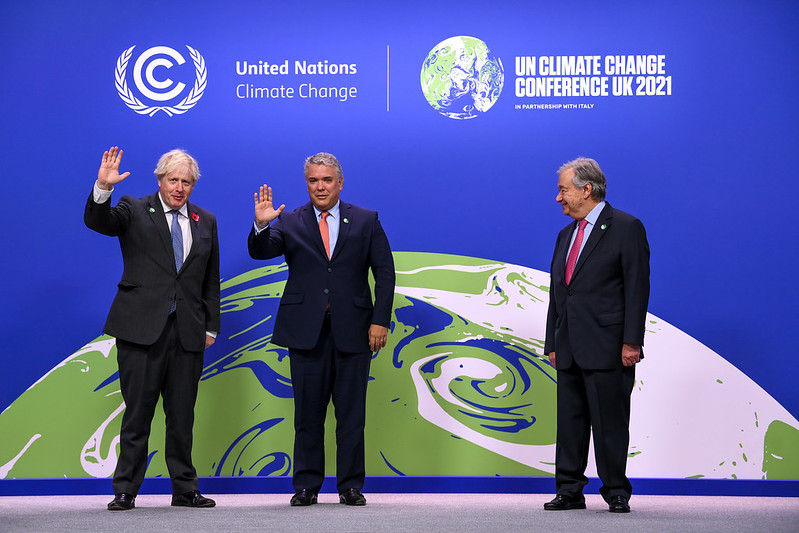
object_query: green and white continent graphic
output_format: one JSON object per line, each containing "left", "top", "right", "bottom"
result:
{"left": 421, "top": 36, "right": 504, "bottom": 119}
{"left": 1, "top": 252, "right": 798, "bottom": 480}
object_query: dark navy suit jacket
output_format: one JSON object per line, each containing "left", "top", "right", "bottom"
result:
{"left": 248, "top": 201, "right": 395, "bottom": 353}
{"left": 544, "top": 203, "right": 650, "bottom": 370}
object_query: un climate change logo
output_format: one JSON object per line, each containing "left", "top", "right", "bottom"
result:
{"left": 115, "top": 45, "right": 206, "bottom": 117}
{"left": 421, "top": 36, "right": 504, "bottom": 120}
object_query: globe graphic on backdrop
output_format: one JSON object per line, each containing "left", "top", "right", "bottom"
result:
{"left": 1, "top": 253, "right": 798, "bottom": 481}
{"left": 420, "top": 36, "right": 504, "bottom": 120}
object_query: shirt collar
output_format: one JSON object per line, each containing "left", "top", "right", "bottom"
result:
{"left": 582, "top": 200, "right": 606, "bottom": 227}
{"left": 313, "top": 200, "right": 341, "bottom": 219}
{"left": 158, "top": 193, "right": 188, "bottom": 217}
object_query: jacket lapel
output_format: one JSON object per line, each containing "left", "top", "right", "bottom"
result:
{"left": 330, "top": 203, "right": 351, "bottom": 261}
{"left": 572, "top": 203, "right": 613, "bottom": 281}
{"left": 302, "top": 202, "right": 329, "bottom": 259}
{"left": 556, "top": 222, "right": 575, "bottom": 277}
{"left": 147, "top": 194, "right": 177, "bottom": 271}
{"left": 181, "top": 202, "right": 200, "bottom": 271}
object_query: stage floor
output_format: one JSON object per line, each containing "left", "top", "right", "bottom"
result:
{"left": 1, "top": 493, "right": 798, "bottom": 532}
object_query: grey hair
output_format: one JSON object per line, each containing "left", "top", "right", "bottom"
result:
{"left": 558, "top": 157, "right": 606, "bottom": 201}
{"left": 304, "top": 152, "right": 343, "bottom": 180}
{"left": 154, "top": 149, "right": 200, "bottom": 182}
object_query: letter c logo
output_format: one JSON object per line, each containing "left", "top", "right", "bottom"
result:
{"left": 132, "top": 46, "right": 187, "bottom": 102}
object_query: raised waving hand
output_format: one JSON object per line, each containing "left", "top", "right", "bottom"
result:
{"left": 97, "top": 146, "right": 131, "bottom": 190}
{"left": 254, "top": 184, "right": 286, "bottom": 226}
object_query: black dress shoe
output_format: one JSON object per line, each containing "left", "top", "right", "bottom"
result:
{"left": 543, "top": 494, "right": 586, "bottom": 511}
{"left": 609, "top": 495, "right": 631, "bottom": 513}
{"left": 290, "top": 489, "right": 318, "bottom": 506}
{"left": 108, "top": 493, "right": 135, "bottom": 511}
{"left": 339, "top": 488, "right": 366, "bottom": 506}
{"left": 171, "top": 490, "right": 216, "bottom": 508}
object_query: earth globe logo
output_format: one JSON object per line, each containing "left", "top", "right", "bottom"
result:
{"left": 420, "top": 36, "right": 504, "bottom": 120}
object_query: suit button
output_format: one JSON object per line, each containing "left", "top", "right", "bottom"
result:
{"left": 323, "top": 288, "right": 329, "bottom": 294}
{"left": 327, "top": 267, "right": 333, "bottom": 273}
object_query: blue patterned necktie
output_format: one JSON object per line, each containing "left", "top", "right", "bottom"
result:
{"left": 169, "top": 210, "right": 183, "bottom": 314}
{"left": 170, "top": 210, "right": 184, "bottom": 271}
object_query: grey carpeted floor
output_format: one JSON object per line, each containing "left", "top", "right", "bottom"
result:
{"left": 1, "top": 493, "right": 798, "bottom": 532}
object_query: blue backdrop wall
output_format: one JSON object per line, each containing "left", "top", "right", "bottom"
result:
{"left": 1, "top": 0, "right": 798, "bottom": 490}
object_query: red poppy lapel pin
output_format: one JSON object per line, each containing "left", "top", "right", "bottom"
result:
{"left": 192, "top": 212, "right": 200, "bottom": 222}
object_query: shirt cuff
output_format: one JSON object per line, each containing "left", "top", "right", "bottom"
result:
{"left": 253, "top": 220, "right": 269, "bottom": 234}
{"left": 93, "top": 181, "right": 113, "bottom": 203}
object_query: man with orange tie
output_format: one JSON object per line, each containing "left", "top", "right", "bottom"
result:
{"left": 247, "top": 152, "right": 395, "bottom": 507}
{"left": 543, "top": 157, "right": 650, "bottom": 513}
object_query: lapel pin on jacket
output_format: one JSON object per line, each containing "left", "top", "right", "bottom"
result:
{"left": 149, "top": 207, "right": 155, "bottom": 213}
{"left": 601, "top": 224, "right": 607, "bottom": 230}
{"left": 192, "top": 212, "right": 200, "bottom": 222}
{"left": 343, "top": 218, "right": 349, "bottom": 224}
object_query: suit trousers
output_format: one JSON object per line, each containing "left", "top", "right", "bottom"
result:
{"left": 289, "top": 315, "right": 371, "bottom": 494}
{"left": 555, "top": 361, "right": 635, "bottom": 502}
{"left": 113, "top": 313, "right": 205, "bottom": 496}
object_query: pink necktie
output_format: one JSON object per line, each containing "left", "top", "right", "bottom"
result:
{"left": 565, "top": 219, "right": 587, "bottom": 285}
{"left": 319, "top": 211, "right": 330, "bottom": 259}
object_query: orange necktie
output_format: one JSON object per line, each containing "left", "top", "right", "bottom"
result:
{"left": 319, "top": 211, "right": 330, "bottom": 259}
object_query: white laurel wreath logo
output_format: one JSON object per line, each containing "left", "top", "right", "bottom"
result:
{"left": 115, "top": 45, "right": 207, "bottom": 117}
